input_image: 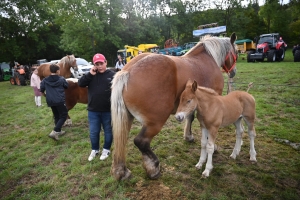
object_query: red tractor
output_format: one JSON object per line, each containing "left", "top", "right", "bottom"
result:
{"left": 247, "top": 33, "right": 287, "bottom": 62}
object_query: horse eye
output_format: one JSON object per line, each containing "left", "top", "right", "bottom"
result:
{"left": 187, "top": 99, "right": 191, "bottom": 103}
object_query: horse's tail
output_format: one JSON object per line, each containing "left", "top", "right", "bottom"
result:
{"left": 111, "top": 70, "right": 130, "bottom": 164}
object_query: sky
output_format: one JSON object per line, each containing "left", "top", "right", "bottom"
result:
{"left": 258, "top": 0, "right": 289, "bottom": 5}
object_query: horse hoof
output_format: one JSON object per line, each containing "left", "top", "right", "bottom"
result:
{"left": 184, "top": 137, "right": 194, "bottom": 143}
{"left": 120, "top": 169, "right": 132, "bottom": 180}
{"left": 148, "top": 171, "right": 161, "bottom": 180}
{"left": 202, "top": 170, "right": 210, "bottom": 178}
{"left": 112, "top": 165, "right": 132, "bottom": 181}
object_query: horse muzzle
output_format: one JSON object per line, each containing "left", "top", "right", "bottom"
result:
{"left": 229, "top": 67, "right": 236, "bottom": 78}
{"left": 175, "top": 112, "right": 185, "bottom": 122}
{"left": 73, "top": 66, "right": 78, "bottom": 72}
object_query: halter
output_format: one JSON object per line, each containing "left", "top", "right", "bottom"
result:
{"left": 222, "top": 51, "right": 237, "bottom": 73}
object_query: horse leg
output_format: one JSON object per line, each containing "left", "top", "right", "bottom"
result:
{"left": 183, "top": 112, "right": 195, "bottom": 142}
{"left": 134, "top": 124, "right": 163, "bottom": 179}
{"left": 202, "top": 127, "right": 218, "bottom": 178}
{"left": 63, "top": 114, "right": 72, "bottom": 126}
{"left": 230, "top": 117, "right": 244, "bottom": 159}
{"left": 195, "top": 127, "right": 208, "bottom": 170}
{"left": 63, "top": 99, "right": 76, "bottom": 126}
{"left": 112, "top": 116, "right": 134, "bottom": 180}
{"left": 243, "top": 117, "right": 257, "bottom": 162}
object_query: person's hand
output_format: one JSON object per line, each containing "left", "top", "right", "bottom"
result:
{"left": 90, "top": 67, "right": 97, "bottom": 75}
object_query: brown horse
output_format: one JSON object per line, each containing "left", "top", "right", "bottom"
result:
{"left": 175, "top": 80, "right": 257, "bottom": 178}
{"left": 64, "top": 78, "right": 88, "bottom": 126}
{"left": 37, "top": 55, "right": 78, "bottom": 80}
{"left": 111, "top": 33, "right": 238, "bottom": 180}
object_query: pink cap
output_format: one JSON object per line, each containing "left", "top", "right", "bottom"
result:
{"left": 93, "top": 53, "right": 106, "bottom": 64}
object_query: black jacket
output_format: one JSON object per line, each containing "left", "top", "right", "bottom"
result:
{"left": 78, "top": 69, "right": 115, "bottom": 112}
{"left": 40, "top": 75, "right": 68, "bottom": 106}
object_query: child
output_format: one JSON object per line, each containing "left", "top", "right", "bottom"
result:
{"left": 30, "top": 67, "right": 42, "bottom": 107}
{"left": 40, "top": 64, "right": 69, "bottom": 141}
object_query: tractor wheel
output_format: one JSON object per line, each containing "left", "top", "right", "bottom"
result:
{"left": 247, "top": 51, "right": 255, "bottom": 62}
{"left": 294, "top": 50, "right": 300, "bottom": 62}
{"left": 276, "top": 46, "right": 285, "bottom": 61}
{"left": 267, "top": 50, "right": 276, "bottom": 62}
{"left": 15, "top": 76, "right": 21, "bottom": 85}
{"left": 10, "top": 77, "right": 16, "bottom": 85}
{"left": 19, "top": 74, "right": 26, "bottom": 85}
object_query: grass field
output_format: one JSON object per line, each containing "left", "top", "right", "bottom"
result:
{"left": 0, "top": 50, "right": 299, "bottom": 200}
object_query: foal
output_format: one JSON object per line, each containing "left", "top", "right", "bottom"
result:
{"left": 175, "top": 79, "right": 257, "bottom": 178}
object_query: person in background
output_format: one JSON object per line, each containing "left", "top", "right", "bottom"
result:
{"left": 138, "top": 50, "right": 143, "bottom": 55}
{"left": 78, "top": 53, "right": 115, "bottom": 161}
{"left": 292, "top": 44, "right": 299, "bottom": 56}
{"left": 30, "top": 67, "right": 42, "bottom": 107}
{"left": 115, "top": 54, "right": 125, "bottom": 71}
{"left": 40, "top": 64, "right": 68, "bottom": 141}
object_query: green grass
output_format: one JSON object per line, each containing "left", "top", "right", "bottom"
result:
{"left": 0, "top": 49, "right": 299, "bottom": 199}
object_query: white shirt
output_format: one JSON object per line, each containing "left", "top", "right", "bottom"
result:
{"left": 115, "top": 61, "right": 125, "bottom": 70}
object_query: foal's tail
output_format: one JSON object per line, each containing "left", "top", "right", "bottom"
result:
{"left": 247, "top": 82, "right": 253, "bottom": 93}
{"left": 111, "top": 70, "right": 131, "bottom": 164}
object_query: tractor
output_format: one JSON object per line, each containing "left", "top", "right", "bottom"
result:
{"left": 10, "top": 64, "right": 31, "bottom": 86}
{"left": 293, "top": 45, "right": 300, "bottom": 62}
{"left": 0, "top": 62, "right": 12, "bottom": 82}
{"left": 247, "top": 33, "right": 287, "bottom": 62}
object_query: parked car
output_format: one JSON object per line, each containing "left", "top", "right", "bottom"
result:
{"left": 70, "top": 58, "right": 93, "bottom": 78}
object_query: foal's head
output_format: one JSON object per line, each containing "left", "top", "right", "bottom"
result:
{"left": 175, "top": 79, "right": 198, "bottom": 122}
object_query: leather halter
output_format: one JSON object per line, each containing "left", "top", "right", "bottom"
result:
{"left": 222, "top": 51, "right": 237, "bottom": 73}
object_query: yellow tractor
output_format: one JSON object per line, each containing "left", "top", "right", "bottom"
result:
{"left": 117, "top": 44, "right": 159, "bottom": 63}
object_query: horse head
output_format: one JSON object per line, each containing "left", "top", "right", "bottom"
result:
{"left": 222, "top": 33, "right": 238, "bottom": 78}
{"left": 175, "top": 79, "right": 198, "bottom": 122}
{"left": 68, "top": 55, "right": 78, "bottom": 72}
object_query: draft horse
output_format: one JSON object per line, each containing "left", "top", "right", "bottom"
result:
{"left": 64, "top": 78, "right": 88, "bottom": 126}
{"left": 175, "top": 80, "right": 257, "bottom": 178}
{"left": 37, "top": 55, "right": 78, "bottom": 80}
{"left": 111, "top": 33, "right": 238, "bottom": 180}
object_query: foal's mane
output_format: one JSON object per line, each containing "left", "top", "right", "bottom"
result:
{"left": 187, "top": 35, "right": 236, "bottom": 67}
{"left": 197, "top": 86, "right": 219, "bottom": 96}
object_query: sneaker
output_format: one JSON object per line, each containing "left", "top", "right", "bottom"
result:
{"left": 100, "top": 149, "right": 110, "bottom": 161}
{"left": 57, "top": 131, "right": 66, "bottom": 136}
{"left": 88, "top": 150, "right": 99, "bottom": 161}
{"left": 48, "top": 130, "right": 59, "bottom": 141}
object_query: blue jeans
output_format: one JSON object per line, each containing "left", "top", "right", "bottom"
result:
{"left": 88, "top": 111, "right": 113, "bottom": 151}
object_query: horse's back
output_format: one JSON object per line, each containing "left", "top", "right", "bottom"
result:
{"left": 121, "top": 52, "right": 224, "bottom": 121}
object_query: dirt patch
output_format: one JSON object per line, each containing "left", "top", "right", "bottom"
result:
{"left": 125, "top": 180, "right": 184, "bottom": 200}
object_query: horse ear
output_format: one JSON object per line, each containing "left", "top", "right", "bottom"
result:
{"left": 192, "top": 80, "right": 198, "bottom": 92}
{"left": 230, "top": 32, "right": 237, "bottom": 44}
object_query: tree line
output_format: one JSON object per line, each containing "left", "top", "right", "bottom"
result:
{"left": 0, "top": 0, "right": 299, "bottom": 66}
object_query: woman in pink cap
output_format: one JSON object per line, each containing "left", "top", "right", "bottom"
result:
{"left": 78, "top": 53, "right": 116, "bottom": 161}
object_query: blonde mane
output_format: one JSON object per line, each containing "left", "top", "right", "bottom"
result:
{"left": 59, "top": 55, "right": 76, "bottom": 69}
{"left": 186, "top": 35, "right": 237, "bottom": 67}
